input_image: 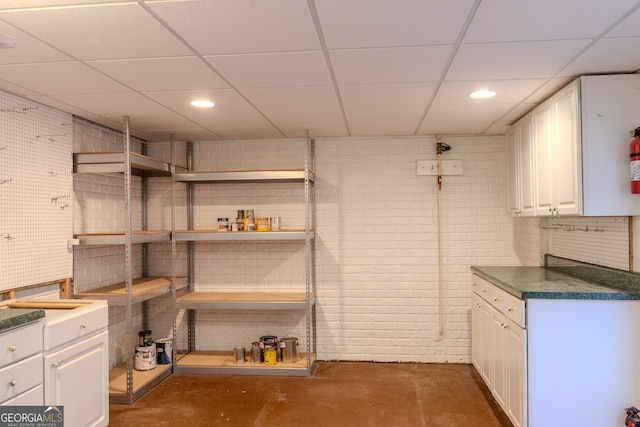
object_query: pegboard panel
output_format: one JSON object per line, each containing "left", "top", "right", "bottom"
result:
{"left": 0, "top": 92, "right": 73, "bottom": 290}
{"left": 546, "top": 216, "right": 630, "bottom": 270}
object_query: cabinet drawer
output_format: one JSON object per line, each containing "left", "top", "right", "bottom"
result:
{"left": 472, "top": 274, "right": 525, "bottom": 328}
{"left": 43, "top": 304, "right": 107, "bottom": 350}
{"left": 0, "top": 353, "right": 43, "bottom": 404}
{"left": 0, "top": 322, "right": 43, "bottom": 369}
{"left": 1, "top": 384, "right": 43, "bottom": 406}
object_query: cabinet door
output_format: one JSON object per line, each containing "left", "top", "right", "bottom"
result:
{"left": 44, "top": 330, "right": 108, "bottom": 427}
{"left": 506, "top": 126, "right": 520, "bottom": 216}
{"left": 490, "top": 310, "right": 507, "bottom": 409}
{"left": 553, "top": 83, "right": 581, "bottom": 215}
{"left": 519, "top": 115, "right": 535, "bottom": 216}
{"left": 505, "top": 317, "right": 527, "bottom": 427}
{"left": 472, "top": 294, "right": 493, "bottom": 386}
{"left": 533, "top": 101, "right": 554, "bottom": 216}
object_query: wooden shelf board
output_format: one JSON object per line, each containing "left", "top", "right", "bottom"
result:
{"left": 109, "top": 361, "right": 172, "bottom": 396}
{"left": 176, "top": 350, "right": 314, "bottom": 374}
{"left": 172, "top": 230, "right": 313, "bottom": 242}
{"left": 176, "top": 291, "right": 314, "bottom": 310}
{"left": 174, "top": 169, "right": 313, "bottom": 183}
{"left": 74, "top": 231, "right": 171, "bottom": 245}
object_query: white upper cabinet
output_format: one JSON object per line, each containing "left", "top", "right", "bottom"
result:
{"left": 508, "top": 74, "right": 640, "bottom": 217}
{"left": 507, "top": 115, "right": 534, "bottom": 217}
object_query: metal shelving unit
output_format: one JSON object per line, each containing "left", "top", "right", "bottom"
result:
{"left": 72, "top": 117, "right": 177, "bottom": 404}
{"left": 173, "top": 131, "right": 316, "bottom": 377}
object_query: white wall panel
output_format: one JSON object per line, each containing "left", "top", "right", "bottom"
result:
{"left": 0, "top": 92, "right": 72, "bottom": 290}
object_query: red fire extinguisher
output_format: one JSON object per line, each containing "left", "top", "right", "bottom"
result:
{"left": 631, "top": 127, "right": 640, "bottom": 194}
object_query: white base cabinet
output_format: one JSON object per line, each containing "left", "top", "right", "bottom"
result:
{"left": 472, "top": 276, "right": 526, "bottom": 427}
{"left": 0, "top": 299, "right": 109, "bottom": 427}
{"left": 472, "top": 274, "right": 640, "bottom": 427}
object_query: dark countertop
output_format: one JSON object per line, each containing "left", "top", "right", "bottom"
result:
{"left": 470, "top": 265, "right": 640, "bottom": 300}
{"left": 0, "top": 308, "right": 45, "bottom": 332}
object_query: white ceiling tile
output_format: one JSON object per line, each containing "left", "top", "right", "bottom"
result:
{"left": 0, "top": 21, "right": 71, "bottom": 64}
{"left": 0, "top": 62, "right": 130, "bottom": 95}
{"left": 419, "top": 104, "right": 514, "bottom": 135}
{"left": 447, "top": 40, "right": 590, "bottom": 81}
{"left": 49, "top": 93, "right": 174, "bottom": 116}
{"left": 608, "top": 6, "right": 640, "bottom": 37}
{"left": 434, "top": 80, "right": 547, "bottom": 105}
{"left": 330, "top": 46, "right": 453, "bottom": 85}
{"left": 87, "top": 57, "right": 229, "bottom": 92}
{"left": 560, "top": 37, "right": 640, "bottom": 76}
{"left": 339, "top": 82, "right": 436, "bottom": 107}
{"left": 242, "top": 86, "right": 339, "bottom": 110}
{"left": 345, "top": 107, "right": 425, "bottom": 136}
{"left": 264, "top": 107, "right": 346, "bottom": 128}
{"left": 0, "top": 3, "right": 192, "bottom": 60}
{"left": 205, "top": 51, "right": 331, "bottom": 88}
{"left": 465, "top": 0, "right": 640, "bottom": 42}
{"left": 314, "top": 0, "right": 477, "bottom": 48}
{"left": 210, "top": 127, "right": 287, "bottom": 140}
{"left": 147, "top": 0, "right": 320, "bottom": 54}
{"left": 145, "top": 89, "right": 275, "bottom": 128}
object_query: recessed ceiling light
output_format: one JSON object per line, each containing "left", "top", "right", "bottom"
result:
{"left": 469, "top": 90, "right": 496, "bottom": 99}
{"left": 190, "top": 100, "right": 215, "bottom": 108}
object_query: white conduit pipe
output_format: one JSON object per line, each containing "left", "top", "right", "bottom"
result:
{"left": 434, "top": 137, "right": 446, "bottom": 341}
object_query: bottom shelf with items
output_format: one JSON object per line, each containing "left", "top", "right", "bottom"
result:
{"left": 175, "top": 351, "right": 315, "bottom": 377}
{"left": 108, "top": 361, "right": 173, "bottom": 404}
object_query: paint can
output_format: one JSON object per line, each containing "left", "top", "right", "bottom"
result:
{"left": 270, "top": 217, "right": 281, "bottom": 231}
{"left": 250, "top": 342, "right": 262, "bottom": 364}
{"left": 245, "top": 219, "right": 256, "bottom": 232}
{"left": 138, "top": 330, "right": 152, "bottom": 347}
{"left": 244, "top": 209, "right": 254, "bottom": 220}
{"left": 155, "top": 338, "right": 172, "bottom": 364}
{"left": 280, "top": 337, "right": 299, "bottom": 363}
{"left": 256, "top": 217, "right": 270, "bottom": 232}
{"left": 217, "top": 218, "right": 229, "bottom": 232}
{"left": 234, "top": 347, "right": 246, "bottom": 365}
{"left": 135, "top": 346, "right": 156, "bottom": 371}
{"left": 263, "top": 348, "right": 277, "bottom": 365}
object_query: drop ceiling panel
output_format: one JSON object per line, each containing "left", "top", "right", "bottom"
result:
{"left": 339, "top": 82, "right": 436, "bottom": 107}
{"left": 242, "top": 86, "right": 339, "bottom": 110}
{"left": 464, "top": 0, "right": 640, "bottom": 42}
{"left": 211, "top": 127, "right": 288, "bottom": 140}
{"left": 263, "top": 107, "right": 347, "bottom": 136}
{"left": 205, "top": 51, "right": 332, "bottom": 88}
{"left": 560, "top": 37, "right": 640, "bottom": 76}
{"left": 447, "top": 40, "right": 591, "bottom": 81}
{"left": 330, "top": 46, "right": 453, "bottom": 85}
{"left": 49, "top": 93, "right": 174, "bottom": 116}
{"left": 0, "top": 3, "right": 192, "bottom": 60}
{"left": 145, "top": 89, "right": 274, "bottom": 128}
{"left": 608, "top": 6, "right": 640, "bottom": 36}
{"left": 0, "top": 21, "right": 71, "bottom": 64}
{"left": 147, "top": 0, "right": 320, "bottom": 55}
{"left": 419, "top": 104, "right": 515, "bottom": 135}
{"left": 87, "top": 57, "right": 230, "bottom": 92}
{"left": 345, "top": 107, "right": 425, "bottom": 136}
{"left": 0, "top": 62, "right": 130, "bottom": 95}
{"left": 314, "top": 0, "right": 477, "bottom": 48}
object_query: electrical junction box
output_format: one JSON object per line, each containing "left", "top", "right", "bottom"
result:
{"left": 416, "top": 160, "right": 463, "bottom": 176}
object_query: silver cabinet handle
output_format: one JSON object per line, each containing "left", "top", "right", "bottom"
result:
{"left": 9, "top": 344, "right": 16, "bottom": 352}
{"left": 481, "top": 288, "right": 488, "bottom": 293}
{"left": 494, "top": 297, "right": 502, "bottom": 302}
{"left": 51, "top": 361, "right": 59, "bottom": 368}
{"left": 9, "top": 379, "right": 17, "bottom": 387}
{"left": 508, "top": 307, "right": 514, "bottom": 312}
{"left": 80, "top": 322, "right": 87, "bottom": 329}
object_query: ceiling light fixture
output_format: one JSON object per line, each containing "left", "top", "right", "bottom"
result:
{"left": 190, "top": 100, "right": 215, "bottom": 108}
{"left": 469, "top": 89, "right": 496, "bottom": 99}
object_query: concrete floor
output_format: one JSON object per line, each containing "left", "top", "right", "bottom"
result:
{"left": 109, "top": 362, "right": 511, "bottom": 427}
